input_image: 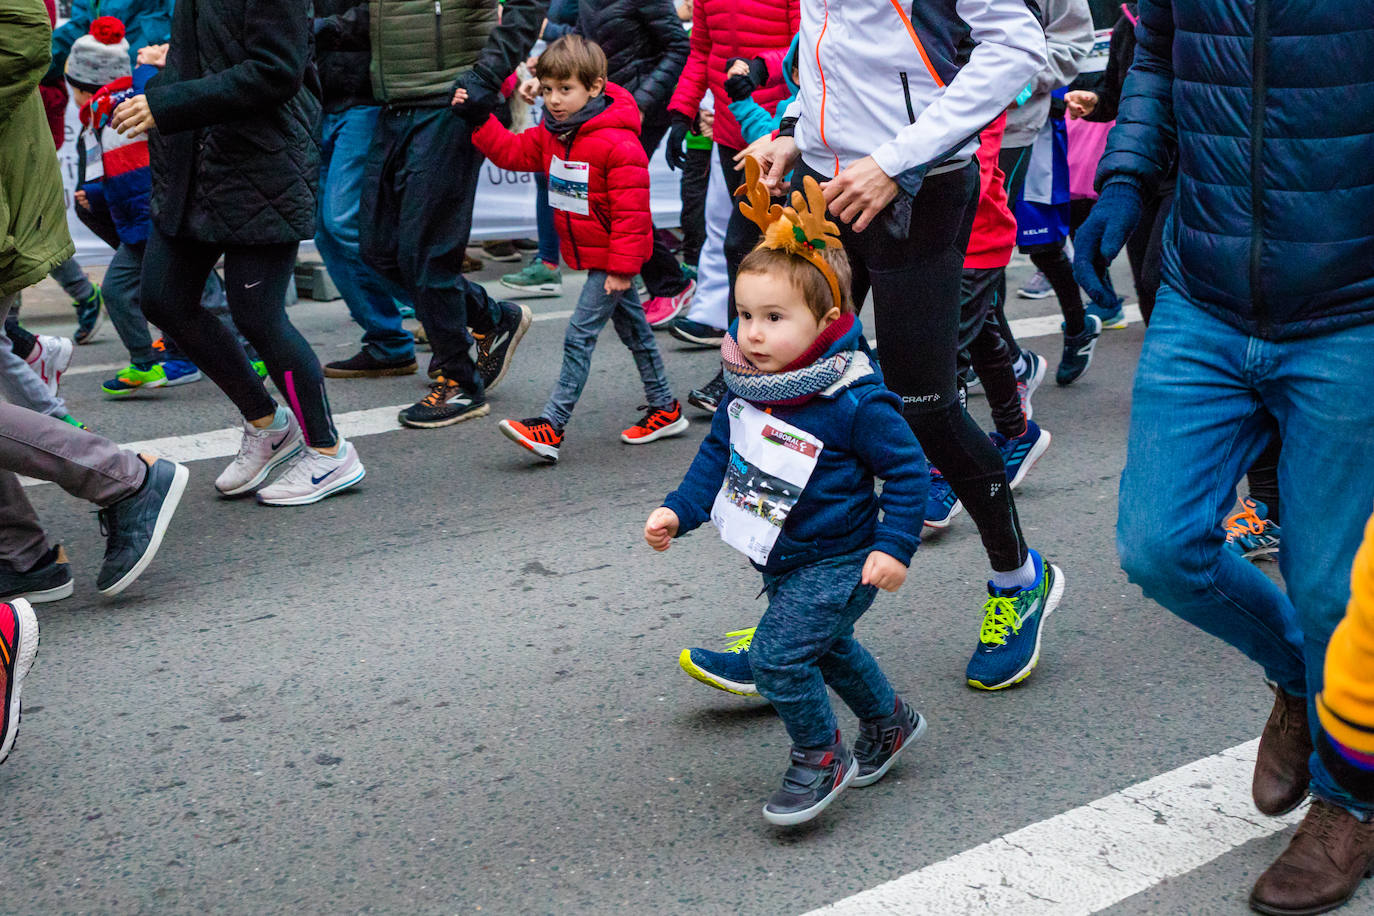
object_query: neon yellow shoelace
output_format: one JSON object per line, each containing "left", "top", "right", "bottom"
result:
{"left": 978, "top": 596, "right": 1023, "bottom": 647}
{"left": 725, "top": 628, "right": 755, "bottom": 653}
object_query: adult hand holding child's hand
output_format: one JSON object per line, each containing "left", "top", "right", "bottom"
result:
{"left": 645, "top": 508, "right": 680, "bottom": 552}
{"left": 861, "top": 551, "right": 907, "bottom": 592}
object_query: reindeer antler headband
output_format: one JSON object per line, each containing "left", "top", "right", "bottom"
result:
{"left": 735, "top": 156, "right": 845, "bottom": 312}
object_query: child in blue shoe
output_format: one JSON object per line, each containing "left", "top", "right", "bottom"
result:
{"left": 644, "top": 167, "right": 930, "bottom": 826}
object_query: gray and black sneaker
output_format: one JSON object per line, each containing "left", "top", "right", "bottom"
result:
{"left": 0, "top": 545, "right": 73, "bottom": 604}
{"left": 762, "top": 733, "right": 859, "bottom": 826}
{"left": 852, "top": 697, "right": 926, "bottom": 787}
{"left": 398, "top": 377, "right": 490, "bottom": 429}
{"left": 96, "top": 459, "right": 189, "bottom": 596}
{"left": 475, "top": 303, "right": 533, "bottom": 393}
{"left": 687, "top": 371, "right": 727, "bottom": 413}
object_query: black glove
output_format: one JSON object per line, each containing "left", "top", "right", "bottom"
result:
{"left": 450, "top": 69, "right": 500, "bottom": 125}
{"left": 723, "top": 56, "right": 768, "bottom": 102}
{"left": 666, "top": 112, "right": 693, "bottom": 171}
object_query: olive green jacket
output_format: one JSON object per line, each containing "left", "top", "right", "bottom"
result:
{"left": 0, "top": 0, "right": 74, "bottom": 298}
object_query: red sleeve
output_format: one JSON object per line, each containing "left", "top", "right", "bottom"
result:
{"left": 604, "top": 138, "right": 654, "bottom": 277}
{"left": 759, "top": 1, "right": 799, "bottom": 86}
{"left": 471, "top": 116, "right": 547, "bottom": 173}
{"left": 668, "top": 0, "right": 711, "bottom": 121}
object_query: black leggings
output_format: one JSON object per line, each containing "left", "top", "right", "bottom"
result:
{"left": 141, "top": 226, "right": 338, "bottom": 448}
{"left": 800, "top": 159, "right": 1028, "bottom": 571}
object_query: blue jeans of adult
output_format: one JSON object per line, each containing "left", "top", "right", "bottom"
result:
{"left": 752, "top": 548, "right": 897, "bottom": 749}
{"left": 542, "top": 270, "right": 674, "bottom": 430}
{"left": 1117, "top": 283, "right": 1374, "bottom": 816}
{"left": 317, "top": 106, "right": 415, "bottom": 363}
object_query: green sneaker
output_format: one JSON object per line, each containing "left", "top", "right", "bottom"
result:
{"left": 498, "top": 260, "right": 562, "bottom": 297}
{"left": 252, "top": 359, "right": 268, "bottom": 379}
{"left": 102, "top": 363, "right": 168, "bottom": 398}
{"left": 58, "top": 413, "right": 88, "bottom": 430}
{"left": 965, "top": 550, "right": 1065, "bottom": 691}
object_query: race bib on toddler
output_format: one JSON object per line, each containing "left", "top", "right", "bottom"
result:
{"left": 548, "top": 155, "right": 590, "bottom": 215}
{"left": 711, "top": 400, "right": 823, "bottom": 565}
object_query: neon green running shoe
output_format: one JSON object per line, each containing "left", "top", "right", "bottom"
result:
{"left": 102, "top": 363, "right": 168, "bottom": 398}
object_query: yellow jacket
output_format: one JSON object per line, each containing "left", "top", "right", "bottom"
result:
{"left": 1318, "top": 509, "right": 1374, "bottom": 795}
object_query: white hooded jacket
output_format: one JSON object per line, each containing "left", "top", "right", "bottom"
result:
{"left": 787, "top": 0, "right": 1048, "bottom": 194}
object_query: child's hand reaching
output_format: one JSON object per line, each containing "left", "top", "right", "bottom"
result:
{"left": 861, "top": 551, "right": 907, "bottom": 592}
{"left": 644, "top": 508, "right": 680, "bottom": 551}
{"left": 74, "top": 189, "right": 89, "bottom": 210}
{"left": 605, "top": 273, "right": 632, "bottom": 294}
{"left": 451, "top": 86, "right": 469, "bottom": 107}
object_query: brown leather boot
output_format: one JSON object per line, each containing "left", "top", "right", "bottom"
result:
{"left": 1254, "top": 685, "right": 1313, "bottom": 816}
{"left": 1250, "top": 799, "right": 1374, "bottom": 915}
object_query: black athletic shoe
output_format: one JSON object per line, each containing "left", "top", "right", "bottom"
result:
{"left": 398, "top": 377, "right": 490, "bottom": 429}
{"left": 668, "top": 317, "right": 726, "bottom": 347}
{"left": 762, "top": 733, "right": 859, "bottom": 826}
{"left": 475, "top": 303, "right": 533, "bottom": 393}
{"left": 96, "top": 459, "right": 189, "bottom": 596}
{"left": 0, "top": 545, "right": 73, "bottom": 604}
{"left": 688, "top": 371, "right": 727, "bottom": 413}
{"left": 324, "top": 350, "right": 418, "bottom": 378}
{"left": 852, "top": 697, "right": 927, "bottom": 787}
{"left": 1056, "top": 314, "right": 1103, "bottom": 387}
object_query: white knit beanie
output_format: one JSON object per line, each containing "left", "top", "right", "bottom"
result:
{"left": 65, "top": 17, "right": 131, "bottom": 91}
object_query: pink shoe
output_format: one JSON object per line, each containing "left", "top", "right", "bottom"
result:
{"left": 644, "top": 280, "right": 696, "bottom": 328}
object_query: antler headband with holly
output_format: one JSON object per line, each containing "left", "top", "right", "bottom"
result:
{"left": 734, "top": 156, "right": 844, "bottom": 312}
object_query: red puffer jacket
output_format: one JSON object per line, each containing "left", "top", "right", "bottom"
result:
{"left": 473, "top": 83, "right": 652, "bottom": 277}
{"left": 669, "top": 0, "right": 799, "bottom": 152}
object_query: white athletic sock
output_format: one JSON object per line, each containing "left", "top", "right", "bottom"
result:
{"left": 991, "top": 553, "right": 1037, "bottom": 591}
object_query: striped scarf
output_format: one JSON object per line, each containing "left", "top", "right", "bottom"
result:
{"left": 720, "top": 317, "right": 856, "bottom": 407}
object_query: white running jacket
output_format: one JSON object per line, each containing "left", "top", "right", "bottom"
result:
{"left": 788, "top": 0, "right": 1048, "bottom": 193}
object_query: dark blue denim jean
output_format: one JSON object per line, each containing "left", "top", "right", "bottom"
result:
{"left": 752, "top": 549, "right": 897, "bottom": 749}
{"left": 534, "top": 172, "right": 560, "bottom": 267}
{"left": 317, "top": 107, "right": 416, "bottom": 362}
{"left": 1117, "top": 283, "right": 1374, "bottom": 815}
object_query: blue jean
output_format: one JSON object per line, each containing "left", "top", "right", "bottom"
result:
{"left": 542, "top": 271, "right": 674, "bottom": 429}
{"left": 103, "top": 241, "right": 157, "bottom": 366}
{"left": 317, "top": 107, "right": 415, "bottom": 362}
{"left": 534, "top": 173, "right": 560, "bottom": 267}
{"left": 753, "top": 549, "right": 897, "bottom": 748}
{"left": 1117, "top": 284, "right": 1374, "bottom": 815}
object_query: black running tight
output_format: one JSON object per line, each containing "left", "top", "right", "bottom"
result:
{"left": 800, "top": 160, "right": 1029, "bottom": 572}
{"left": 140, "top": 226, "right": 338, "bottom": 448}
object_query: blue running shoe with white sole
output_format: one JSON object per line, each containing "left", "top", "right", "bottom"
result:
{"left": 1225, "top": 498, "right": 1282, "bottom": 562}
{"left": 161, "top": 359, "right": 203, "bottom": 386}
{"left": 990, "top": 420, "right": 1052, "bottom": 490}
{"left": 679, "top": 629, "right": 757, "bottom": 696}
{"left": 966, "top": 550, "right": 1065, "bottom": 690}
{"left": 923, "top": 467, "right": 963, "bottom": 529}
{"left": 1087, "top": 299, "right": 1128, "bottom": 330}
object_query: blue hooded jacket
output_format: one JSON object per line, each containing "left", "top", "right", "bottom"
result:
{"left": 727, "top": 33, "right": 800, "bottom": 146}
{"left": 1096, "top": 0, "right": 1374, "bottom": 340}
{"left": 662, "top": 318, "right": 929, "bottom": 576}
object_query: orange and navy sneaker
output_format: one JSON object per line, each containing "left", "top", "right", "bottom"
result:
{"left": 620, "top": 401, "right": 689, "bottom": 445}
{"left": 498, "top": 417, "right": 564, "bottom": 462}
{"left": 0, "top": 599, "right": 39, "bottom": 765}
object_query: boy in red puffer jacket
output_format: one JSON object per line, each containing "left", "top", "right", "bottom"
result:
{"left": 454, "top": 35, "right": 687, "bottom": 464}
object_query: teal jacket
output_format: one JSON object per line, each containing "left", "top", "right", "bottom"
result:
{"left": 726, "top": 34, "right": 798, "bottom": 146}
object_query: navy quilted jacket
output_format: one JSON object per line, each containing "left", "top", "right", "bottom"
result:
{"left": 1096, "top": 0, "right": 1374, "bottom": 340}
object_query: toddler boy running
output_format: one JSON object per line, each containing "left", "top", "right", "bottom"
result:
{"left": 644, "top": 166, "right": 929, "bottom": 825}
{"left": 455, "top": 36, "right": 686, "bottom": 462}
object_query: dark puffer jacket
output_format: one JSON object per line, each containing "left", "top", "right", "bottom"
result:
{"left": 578, "top": 0, "right": 688, "bottom": 116}
{"left": 145, "top": 0, "right": 321, "bottom": 245}
{"left": 1097, "top": 0, "right": 1374, "bottom": 340}
{"left": 316, "top": 0, "right": 376, "bottom": 111}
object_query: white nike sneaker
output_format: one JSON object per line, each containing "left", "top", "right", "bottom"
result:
{"left": 256, "top": 439, "right": 365, "bottom": 507}
{"left": 215, "top": 409, "right": 304, "bottom": 496}
{"left": 26, "top": 335, "right": 74, "bottom": 400}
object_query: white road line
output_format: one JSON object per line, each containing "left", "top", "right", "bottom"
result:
{"left": 802, "top": 738, "right": 1301, "bottom": 916}
{"left": 22, "top": 306, "right": 1138, "bottom": 488}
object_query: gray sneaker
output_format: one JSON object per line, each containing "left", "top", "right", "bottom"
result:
{"left": 215, "top": 409, "right": 304, "bottom": 496}
{"left": 257, "top": 439, "right": 365, "bottom": 507}
{"left": 1018, "top": 270, "right": 1054, "bottom": 299}
{"left": 762, "top": 734, "right": 859, "bottom": 826}
{"left": 97, "top": 459, "right": 189, "bottom": 595}
{"left": 852, "top": 697, "right": 926, "bottom": 787}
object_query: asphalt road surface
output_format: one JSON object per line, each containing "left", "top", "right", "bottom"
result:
{"left": 3, "top": 256, "right": 1359, "bottom": 916}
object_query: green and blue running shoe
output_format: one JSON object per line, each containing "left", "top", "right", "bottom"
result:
{"left": 966, "top": 550, "right": 1065, "bottom": 691}
{"left": 102, "top": 363, "right": 167, "bottom": 398}
{"left": 678, "top": 628, "right": 757, "bottom": 696}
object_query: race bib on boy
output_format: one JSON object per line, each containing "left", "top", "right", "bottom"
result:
{"left": 548, "top": 155, "right": 590, "bottom": 215}
{"left": 710, "top": 400, "right": 824, "bottom": 565}
{"left": 82, "top": 131, "right": 104, "bottom": 181}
